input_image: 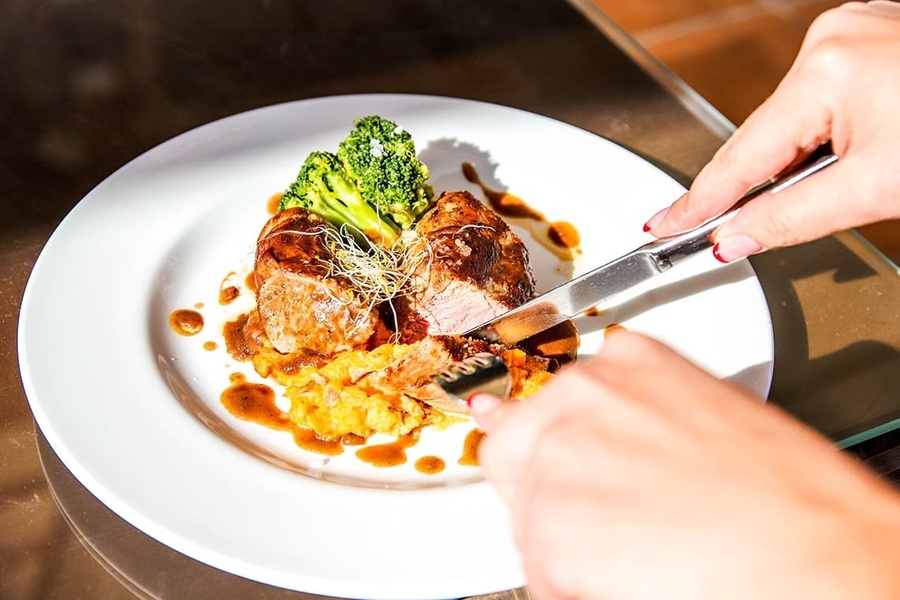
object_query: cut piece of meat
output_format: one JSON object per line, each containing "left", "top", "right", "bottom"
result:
{"left": 358, "top": 334, "right": 492, "bottom": 416}
{"left": 395, "top": 190, "right": 536, "bottom": 341}
{"left": 358, "top": 334, "right": 554, "bottom": 416}
{"left": 254, "top": 207, "right": 381, "bottom": 355}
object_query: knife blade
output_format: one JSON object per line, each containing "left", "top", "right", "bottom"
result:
{"left": 463, "top": 147, "right": 838, "bottom": 346}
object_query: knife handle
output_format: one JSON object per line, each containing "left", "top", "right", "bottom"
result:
{"left": 643, "top": 144, "right": 839, "bottom": 269}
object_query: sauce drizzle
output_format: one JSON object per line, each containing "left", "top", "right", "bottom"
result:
{"left": 221, "top": 373, "right": 345, "bottom": 456}
{"left": 458, "top": 428, "right": 485, "bottom": 466}
{"left": 461, "top": 162, "right": 580, "bottom": 261}
{"left": 221, "top": 373, "right": 288, "bottom": 429}
{"left": 462, "top": 162, "right": 544, "bottom": 220}
{"left": 356, "top": 430, "right": 420, "bottom": 467}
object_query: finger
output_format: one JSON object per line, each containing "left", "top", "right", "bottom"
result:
{"left": 472, "top": 367, "right": 604, "bottom": 504}
{"left": 646, "top": 67, "right": 833, "bottom": 237}
{"left": 466, "top": 391, "right": 507, "bottom": 433}
{"left": 710, "top": 153, "right": 892, "bottom": 261}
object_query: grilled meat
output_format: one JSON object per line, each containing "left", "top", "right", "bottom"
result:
{"left": 253, "top": 207, "right": 381, "bottom": 355}
{"left": 395, "top": 190, "right": 536, "bottom": 341}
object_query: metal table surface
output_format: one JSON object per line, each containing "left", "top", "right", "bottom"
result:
{"left": 1, "top": 1, "right": 898, "bottom": 599}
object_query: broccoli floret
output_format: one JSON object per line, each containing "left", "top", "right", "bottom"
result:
{"left": 337, "top": 116, "right": 433, "bottom": 230}
{"left": 280, "top": 151, "right": 400, "bottom": 246}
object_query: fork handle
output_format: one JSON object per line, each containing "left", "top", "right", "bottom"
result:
{"left": 644, "top": 144, "right": 839, "bottom": 270}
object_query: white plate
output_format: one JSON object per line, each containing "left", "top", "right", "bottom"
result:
{"left": 19, "top": 94, "right": 773, "bottom": 599}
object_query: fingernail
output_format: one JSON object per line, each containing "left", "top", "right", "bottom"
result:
{"left": 466, "top": 392, "right": 503, "bottom": 414}
{"left": 712, "top": 235, "right": 763, "bottom": 263}
{"left": 642, "top": 207, "right": 669, "bottom": 232}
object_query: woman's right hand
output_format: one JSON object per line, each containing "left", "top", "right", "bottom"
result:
{"left": 645, "top": 1, "right": 900, "bottom": 262}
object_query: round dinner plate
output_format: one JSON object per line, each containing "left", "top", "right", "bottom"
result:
{"left": 18, "top": 94, "right": 773, "bottom": 599}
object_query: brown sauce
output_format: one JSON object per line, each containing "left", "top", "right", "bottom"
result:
{"left": 356, "top": 430, "right": 420, "bottom": 467}
{"left": 194, "top": 302, "right": 204, "bottom": 309}
{"left": 245, "top": 272, "right": 257, "bottom": 294}
{"left": 415, "top": 456, "right": 446, "bottom": 475}
{"left": 220, "top": 373, "right": 289, "bottom": 430}
{"left": 218, "top": 272, "right": 241, "bottom": 305}
{"left": 221, "top": 373, "right": 346, "bottom": 456}
{"left": 292, "top": 427, "right": 345, "bottom": 456}
{"left": 267, "top": 192, "right": 283, "bottom": 215}
{"left": 458, "top": 428, "right": 485, "bottom": 466}
{"left": 169, "top": 309, "right": 204, "bottom": 336}
{"left": 584, "top": 307, "right": 602, "bottom": 317}
{"left": 218, "top": 358, "right": 493, "bottom": 466}
{"left": 220, "top": 286, "right": 240, "bottom": 305}
{"left": 461, "top": 162, "right": 579, "bottom": 261}
{"left": 548, "top": 221, "right": 580, "bottom": 249}
{"left": 462, "top": 162, "right": 544, "bottom": 220}
{"left": 604, "top": 323, "right": 625, "bottom": 337}
{"left": 223, "top": 312, "right": 253, "bottom": 361}
{"left": 520, "top": 320, "right": 579, "bottom": 369}
{"left": 203, "top": 340, "right": 218, "bottom": 351}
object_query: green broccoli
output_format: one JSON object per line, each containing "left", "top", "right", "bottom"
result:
{"left": 337, "top": 116, "right": 433, "bottom": 230}
{"left": 280, "top": 150, "right": 401, "bottom": 246}
{"left": 279, "top": 116, "right": 433, "bottom": 247}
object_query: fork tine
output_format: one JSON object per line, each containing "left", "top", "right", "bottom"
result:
{"left": 433, "top": 353, "right": 510, "bottom": 406}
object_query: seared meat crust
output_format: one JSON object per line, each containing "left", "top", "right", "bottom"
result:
{"left": 396, "top": 190, "right": 535, "bottom": 340}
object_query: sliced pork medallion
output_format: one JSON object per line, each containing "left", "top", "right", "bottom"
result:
{"left": 254, "top": 207, "right": 381, "bottom": 354}
{"left": 397, "top": 190, "right": 536, "bottom": 341}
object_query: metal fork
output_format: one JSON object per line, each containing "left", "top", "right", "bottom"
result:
{"left": 433, "top": 353, "right": 511, "bottom": 406}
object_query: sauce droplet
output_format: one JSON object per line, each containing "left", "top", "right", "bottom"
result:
{"left": 169, "top": 309, "right": 204, "bottom": 336}
{"left": 415, "top": 456, "right": 446, "bottom": 475}
{"left": 218, "top": 272, "right": 242, "bottom": 305}
{"left": 203, "top": 341, "right": 218, "bottom": 351}
{"left": 458, "top": 428, "right": 485, "bottom": 466}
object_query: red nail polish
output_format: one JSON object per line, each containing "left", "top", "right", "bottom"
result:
{"left": 642, "top": 222, "right": 652, "bottom": 233}
{"left": 712, "top": 243, "right": 728, "bottom": 263}
{"left": 465, "top": 393, "right": 479, "bottom": 408}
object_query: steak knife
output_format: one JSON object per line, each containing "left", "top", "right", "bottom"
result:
{"left": 463, "top": 147, "right": 838, "bottom": 346}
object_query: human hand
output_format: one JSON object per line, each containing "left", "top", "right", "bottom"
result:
{"left": 470, "top": 329, "right": 900, "bottom": 600}
{"left": 644, "top": 1, "right": 900, "bottom": 262}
